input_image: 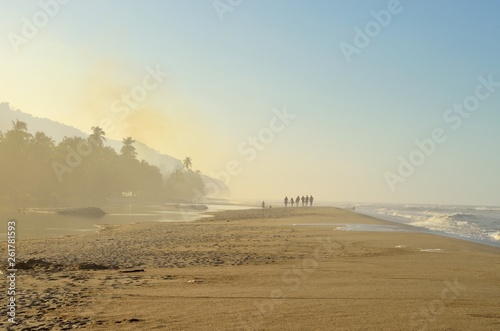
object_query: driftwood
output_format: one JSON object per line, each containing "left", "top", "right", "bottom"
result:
{"left": 119, "top": 269, "right": 145, "bottom": 273}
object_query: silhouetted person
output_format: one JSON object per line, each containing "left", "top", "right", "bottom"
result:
{"left": 284, "top": 196, "right": 289, "bottom": 207}
{"left": 296, "top": 196, "right": 300, "bottom": 206}
{"left": 262, "top": 201, "right": 265, "bottom": 209}
{"left": 301, "top": 196, "right": 305, "bottom": 206}
{"left": 290, "top": 197, "right": 294, "bottom": 207}
{"left": 310, "top": 195, "right": 314, "bottom": 206}
{"left": 305, "top": 195, "right": 309, "bottom": 206}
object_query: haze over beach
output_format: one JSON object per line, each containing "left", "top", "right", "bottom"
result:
{"left": 1, "top": 1, "right": 500, "bottom": 330}
{"left": 1, "top": 0, "right": 499, "bottom": 205}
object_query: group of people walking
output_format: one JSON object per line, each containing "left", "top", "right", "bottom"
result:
{"left": 261, "top": 195, "right": 315, "bottom": 209}
{"left": 284, "top": 195, "right": 314, "bottom": 207}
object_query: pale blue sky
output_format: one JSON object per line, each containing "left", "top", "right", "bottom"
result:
{"left": 1, "top": 0, "right": 499, "bottom": 205}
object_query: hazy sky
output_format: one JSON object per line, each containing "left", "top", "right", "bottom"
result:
{"left": 1, "top": 0, "right": 499, "bottom": 205}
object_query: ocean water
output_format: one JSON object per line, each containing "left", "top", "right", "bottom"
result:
{"left": 353, "top": 204, "right": 500, "bottom": 248}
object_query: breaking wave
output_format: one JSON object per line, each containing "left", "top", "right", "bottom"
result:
{"left": 361, "top": 205, "right": 500, "bottom": 247}
{"left": 410, "top": 213, "right": 484, "bottom": 239}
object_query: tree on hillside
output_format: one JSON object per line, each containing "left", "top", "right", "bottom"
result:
{"left": 0, "top": 121, "right": 56, "bottom": 201}
{"left": 183, "top": 157, "right": 192, "bottom": 171}
{"left": 168, "top": 168, "right": 184, "bottom": 187}
{"left": 56, "top": 136, "right": 90, "bottom": 158}
{"left": 12, "top": 119, "right": 28, "bottom": 132}
{"left": 0, "top": 121, "right": 31, "bottom": 194}
{"left": 27, "top": 131, "right": 57, "bottom": 197}
{"left": 164, "top": 166, "right": 205, "bottom": 200}
{"left": 120, "top": 137, "right": 137, "bottom": 159}
{"left": 0, "top": 119, "right": 208, "bottom": 204}
{"left": 30, "top": 132, "right": 55, "bottom": 161}
{"left": 89, "top": 126, "right": 106, "bottom": 147}
{"left": 6, "top": 119, "right": 32, "bottom": 146}
{"left": 33, "top": 131, "right": 54, "bottom": 145}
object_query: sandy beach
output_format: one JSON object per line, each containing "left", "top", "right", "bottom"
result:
{"left": 2, "top": 207, "right": 499, "bottom": 330}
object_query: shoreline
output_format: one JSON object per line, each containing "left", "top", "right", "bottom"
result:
{"left": 3, "top": 203, "right": 498, "bottom": 248}
{"left": 351, "top": 208, "right": 500, "bottom": 248}
{"left": 10, "top": 206, "right": 497, "bottom": 257}
{"left": 3, "top": 204, "right": 499, "bottom": 249}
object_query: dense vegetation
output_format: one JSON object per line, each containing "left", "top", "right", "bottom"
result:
{"left": 0, "top": 120, "right": 205, "bottom": 207}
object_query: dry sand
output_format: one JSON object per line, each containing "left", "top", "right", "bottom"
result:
{"left": 1, "top": 207, "right": 499, "bottom": 330}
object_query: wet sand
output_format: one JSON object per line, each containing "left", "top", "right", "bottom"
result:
{"left": 1, "top": 207, "right": 499, "bottom": 330}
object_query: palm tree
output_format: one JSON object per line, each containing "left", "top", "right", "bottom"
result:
{"left": 6, "top": 119, "right": 32, "bottom": 147}
{"left": 29, "top": 132, "right": 55, "bottom": 163}
{"left": 121, "top": 137, "right": 137, "bottom": 159}
{"left": 33, "top": 132, "right": 55, "bottom": 147}
{"left": 12, "top": 119, "right": 28, "bottom": 132}
{"left": 89, "top": 126, "right": 106, "bottom": 147}
{"left": 60, "top": 136, "right": 87, "bottom": 149}
{"left": 182, "top": 157, "right": 192, "bottom": 171}
{"left": 168, "top": 168, "right": 184, "bottom": 187}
